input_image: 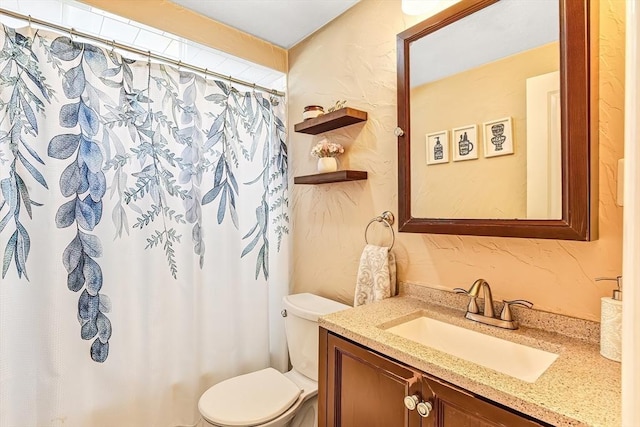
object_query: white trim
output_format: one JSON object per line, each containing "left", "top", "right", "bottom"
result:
{"left": 525, "top": 71, "right": 561, "bottom": 219}
{"left": 622, "top": 1, "right": 640, "bottom": 425}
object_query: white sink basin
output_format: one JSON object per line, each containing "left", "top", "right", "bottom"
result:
{"left": 384, "top": 316, "right": 558, "bottom": 383}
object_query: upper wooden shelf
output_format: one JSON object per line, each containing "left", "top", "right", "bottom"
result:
{"left": 294, "top": 107, "right": 368, "bottom": 134}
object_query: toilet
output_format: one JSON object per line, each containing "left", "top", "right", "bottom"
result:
{"left": 198, "top": 293, "right": 349, "bottom": 427}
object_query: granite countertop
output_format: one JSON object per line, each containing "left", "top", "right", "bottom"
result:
{"left": 319, "top": 295, "right": 621, "bottom": 427}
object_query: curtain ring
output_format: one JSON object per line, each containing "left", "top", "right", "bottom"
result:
{"left": 69, "top": 27, "right": 74, "bottom": 40}
{"left": 147, "top": 50, "right": 152, "bottom": 67}
{"left": 26, "top": 15, "right": 34, "bottom": 36}
{"left": 177, "top": 60, "right": 182, "bottom": 71}
{"left": 110, "top": 40, "right": 116, "bottom": 55}
{"left": 203, "top": 68, "right": 208, "bottom": 82}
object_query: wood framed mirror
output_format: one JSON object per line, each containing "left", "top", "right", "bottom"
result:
{"left": 397, "top": 0, "right": 598, "bottom": 240}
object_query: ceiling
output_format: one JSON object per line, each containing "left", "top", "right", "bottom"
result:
{"left": 169, "top": 0, "right": 360, "bottom": 49}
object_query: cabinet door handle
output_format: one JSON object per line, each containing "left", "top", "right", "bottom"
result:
{"left": 403, "top": 395, "right": 420, "bottom": 411}
{"left": 416, "top": 401, "right": 433, "bottom": 418}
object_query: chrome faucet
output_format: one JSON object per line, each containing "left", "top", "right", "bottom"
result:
{"left": 454, "top": 279, "right": 532, "bottom": 330}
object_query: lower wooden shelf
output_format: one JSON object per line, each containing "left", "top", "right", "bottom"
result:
{"left": 294, "top": 170, "right": 368, "bottom": 184}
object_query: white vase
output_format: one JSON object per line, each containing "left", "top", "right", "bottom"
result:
{"left": 317, "top": 157, "right": 338, "bottom": 173}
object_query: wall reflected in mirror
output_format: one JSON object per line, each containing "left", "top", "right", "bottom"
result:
{"left": 409, "top": 0, "right": 561, "bottom": 220}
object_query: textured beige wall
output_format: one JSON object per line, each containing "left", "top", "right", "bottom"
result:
{"left": 288, "top": 0, "right": 624, "bottom": 321}
{"left": 411, "top": 43, "right": 558, "bottom": 219}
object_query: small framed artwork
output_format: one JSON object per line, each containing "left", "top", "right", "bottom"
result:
{"left": 451, "top": 124, "right": 479, "bottom": 161}
{"left": 425, "top": 130, "right": 449, "bottom": 165}
{"left": 483, "top": 117, "right": 514, "bottom": 158}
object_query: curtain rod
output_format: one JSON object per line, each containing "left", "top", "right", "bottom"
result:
{"left": 0, "top": 8, "right": 286, "bottom": 97}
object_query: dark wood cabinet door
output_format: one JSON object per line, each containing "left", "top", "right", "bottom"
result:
{"left": 319, "top": 329, "right": 550, "bottom": 427}
{"left": 424, "top": 375, "right": 548, "bottom": 427}
{"left": 320, "top": 328, "right": 426, "bottom": 427}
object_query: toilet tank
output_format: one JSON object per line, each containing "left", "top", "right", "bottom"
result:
{"left": 283, "top": 293, "right": 349, "bottom": 382}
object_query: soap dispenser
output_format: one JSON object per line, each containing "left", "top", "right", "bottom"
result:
{"left": 595, "top": 276, "right": 622, "bottom": 362}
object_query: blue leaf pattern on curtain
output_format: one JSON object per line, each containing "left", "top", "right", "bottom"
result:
{"left": 0, "top": 25, "right": 289, "bottom": 363}
{"left": 0, "top": 27, "right": 53, "bottom": 280}
{"left": 46, "top": 36, "right": 111, "bottom": 362}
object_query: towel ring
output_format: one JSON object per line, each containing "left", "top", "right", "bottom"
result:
{"left": 364, "top": 211, "right": 395, "bottom": 250}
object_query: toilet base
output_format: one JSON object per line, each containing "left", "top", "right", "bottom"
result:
{"left": 290, "top": 397, "right": 317, "bottom": 427}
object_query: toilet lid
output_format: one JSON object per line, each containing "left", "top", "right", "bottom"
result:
{"left": 198, "top": 368, "right": 302, "bottom": 426}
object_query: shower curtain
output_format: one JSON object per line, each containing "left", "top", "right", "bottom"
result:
{"left": 0, "top": 25, "right": 289, "bottom": 427}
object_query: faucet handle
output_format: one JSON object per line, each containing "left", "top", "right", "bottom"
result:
{"left": 453, "top": 288, "right": 479, "bottom": 314}
{"left": 500, "top": 299, "right": 533, "bottom": 321}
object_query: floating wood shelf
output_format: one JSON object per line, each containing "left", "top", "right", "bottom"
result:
{"left": 294, "top": 170, "right": 368, "bottom": 184}
{"left": 294, "top": 107, "right": 368, "bottom": 135}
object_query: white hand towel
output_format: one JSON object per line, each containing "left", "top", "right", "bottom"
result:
{"left": 354, "top": 244, "right": 397, "bottom": 306}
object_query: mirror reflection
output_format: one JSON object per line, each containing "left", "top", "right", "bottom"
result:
{"left": 409, "top": 0, "right": 561, "bottom": 220}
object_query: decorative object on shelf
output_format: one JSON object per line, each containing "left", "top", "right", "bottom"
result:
{"left": 317, "top": 157, "right": 338, "bottom": 173}
{"left": 452, "top": 124, "right": 479, "bottom": 161}
{"left": 311, "top": 139, "right": 344, "bottom": 173}
{"left": 483, "top": 117, "right": 514, "bottom": 157}
{"left": 426, "top": 130, "right": 449, "bottom": 165}
{"left": 303, "top": 105, "right": 325, "bottom": 120}
{"left": 327, "top": 100, "right": 347, "bottom": 113}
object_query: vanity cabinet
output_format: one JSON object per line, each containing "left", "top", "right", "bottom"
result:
{"left": 319, "top": 328, "right": 549, "bottom": 427}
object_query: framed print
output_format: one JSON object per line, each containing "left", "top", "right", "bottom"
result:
{"left": 425, "top": 130, "right": 449, "bottom": 165}
{"left": 451, "top": 124, "right": 479, "bottom": 161}
{"left": 483, "top": 117, "right": 514, "bottom": 157}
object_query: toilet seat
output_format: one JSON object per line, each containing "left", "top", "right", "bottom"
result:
{"left": 199, "top": 368, "right": 303, "bottom": 426}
